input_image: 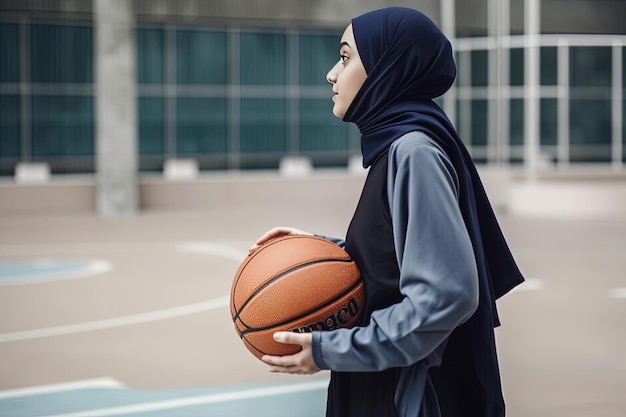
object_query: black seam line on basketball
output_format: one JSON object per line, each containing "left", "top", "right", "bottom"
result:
{"left": 232, "top": 257, "right": 354, "bottom": 323}
{"left": 242, "top": 334, "right": 267, "bottom": 356}
{"left": 237, "top": 275, "right": 362, "bottom": 336}
{"left": 232, "top": 257, "right": 354, "bottom": 322}
{"left": 231, "top": 237, "right": 291, "bottom": 297}
{"left": 231, "top": 246, "right": 351, "bottom": 314}
{"left": 232, "top": 235, "right": 345, "bottom": 305}
{"left": 232, "top": 235, "right": 328, "bottom": 295}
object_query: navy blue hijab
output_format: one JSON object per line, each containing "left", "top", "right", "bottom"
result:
{"left": 345, "top": 8, "right": 524, "bottom": 417}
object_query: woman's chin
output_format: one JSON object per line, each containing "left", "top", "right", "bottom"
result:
{"left": 332, "top": 106, "right": 345, "bottom": 119}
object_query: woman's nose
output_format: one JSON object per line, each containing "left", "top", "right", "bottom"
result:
{"left": 326, "top": 70, "right": 336, "bottom": 84}
{"left": 326, "top": 61, "right": 340, "bottom": 84}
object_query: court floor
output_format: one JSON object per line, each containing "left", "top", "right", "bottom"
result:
{"left": 0, "top": 179, "right": 625, "bottom": 416}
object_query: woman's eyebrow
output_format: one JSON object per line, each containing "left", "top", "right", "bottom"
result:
{"left": 340, "top": 41, "right": 351, "bottom": 48}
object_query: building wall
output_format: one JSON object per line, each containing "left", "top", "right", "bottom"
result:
{"left": 2, "top": 0, "right": 624, "bottom": 33}
{"left": 459, "top": 0, "right": 626, "bottom": 36}
{"left": 0, "top": 0, "right": 439, "bottom": 27}
{"left": 0, "top": 0, "right": 625, "bottom": 176}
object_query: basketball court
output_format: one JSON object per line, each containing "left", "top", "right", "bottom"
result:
{"left": 0, "top": 173, "right": 625, "bottom": 416}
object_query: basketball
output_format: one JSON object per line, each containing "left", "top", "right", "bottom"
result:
{"left": 230, "top": 235, "right": 364, "bottom": 360}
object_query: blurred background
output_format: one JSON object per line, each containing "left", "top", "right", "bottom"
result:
{"left": 0, "top": 0, "right": 625, "bottom": 416}
{"left": 0, "top": 0, "right": 624, "bottom": 189}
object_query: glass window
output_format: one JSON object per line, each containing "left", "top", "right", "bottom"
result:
{"left": 569, "top": 98, "right": 611, "bottom": 162}
{"left": 570, "top": 46, "right": 611, "bottom": 87}
{"left": 455, "top": 98, "right": 472, "bottom": 143}
{"left": 137, "top": 28, "right": 164, "bottom": 84}
{"left": 177, "top": 97, "right": 227, "bottom": 155}
{"left": 569, "top": 99, "right": 611, "bottom": 145}
{"left": 299, "top": 98, "right": 348, "bottom": 153}
{"left": 540, "top": 47, "right": 557, "bottom": 86}
{"left": 0, "top": 23, "right": 19, "bottom": 82}
{"left": 510, "top": 48, "right": 524, "bottom": 86}
{"left": 139, "top": 97, "right": 164, "bottom": 156}
{"left": 299, "top": 32, "right": 341, "bottom": 86}
{"left": 509, "top": 99, "right": 524, "bottom": 146}
{"left": 31, "top": 95, "right": 94, "bottom": 156}
{"left": 241, "top": 32, "right": 286, "bottom": 85}
{"left": 455, "top": 99, "right": 462, "bottom": 136}
{"left": 177, "top": 29, "right": 227, "bottom": 85}
{"left": 0, "top": 95, "right": 20, "bottom": 157}
{"left": 470, "top": 99, "right": 487, "bottom": 145}
{"left": 455, "top": 51, "right": 470, "bottom": 87}
{"left": 240, "top": 98, "right": 286, "bottom": 153}
{"left": 540, "top": 98, "right": 557, "bottom": 146}
{"left": 31, "top": 24, "right": 93, "bottom": 83}
{"left": 470, "top": 50, "right": 488, "bottom": 86}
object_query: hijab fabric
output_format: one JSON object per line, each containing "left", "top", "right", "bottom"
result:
{"left": 345, "top": 7, "right": 525, "bottom": 417}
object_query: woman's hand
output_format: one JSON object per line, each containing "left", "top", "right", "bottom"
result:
{"left": 250, "top": 227, "right": 313, "bottom": 253}
{"left": 261, "top": 332, "right": 321, "bottom": 375}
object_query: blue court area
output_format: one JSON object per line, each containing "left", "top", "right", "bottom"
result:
{"left": 0, "top": 260, "right": 110, "bottom": 284}
{"left": 0, "top": 379, "right": 327, "bottom": 417}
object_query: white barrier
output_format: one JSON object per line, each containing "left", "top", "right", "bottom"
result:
{"left": 163, "top": 159, "right": 199, "bottom": 181}
{"left": 15, "top": 162, "right": 51, "bottom": 184}
{"left": 279, "top": 156, "right": 313, "bottom": 177}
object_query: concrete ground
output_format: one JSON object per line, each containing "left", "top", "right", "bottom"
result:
{"left": 0, "top": 173, "right": 625, "bottom": 416}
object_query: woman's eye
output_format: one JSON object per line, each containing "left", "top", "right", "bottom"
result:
{"left": 340, "top": 55, "right": 349, "bottom": 63}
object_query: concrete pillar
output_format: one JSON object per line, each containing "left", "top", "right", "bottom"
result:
{"left": 524, "top": 0, "right": 541, "bottom": 181}
{"left": 94, "top": 0, "right": 138, "bottom": 216}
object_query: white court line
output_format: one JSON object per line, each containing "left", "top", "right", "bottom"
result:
{"left": 39, "top": 379, "right": 328, "bottom": 417}
{"left": 511, "top": 278, "right": 545, "bottom": 292}
{"left": 0, "top": 296, "right": 229, "bottom": 343}
{"left": 0, "top": 378, "right": 124, "bottom": 399}
{"left": 0, "top": 241, "right": 244, "bottom": 343}
{"left": 609, "top": 288, "right": 626, "bottom": 299}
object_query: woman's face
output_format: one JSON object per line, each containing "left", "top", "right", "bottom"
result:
{"left": 326, "top": 24, "right": 368, "bottom": 119}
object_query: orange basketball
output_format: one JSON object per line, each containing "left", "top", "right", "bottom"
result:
{"left": 230, "top": 235, "right": 364, "bottom": 360}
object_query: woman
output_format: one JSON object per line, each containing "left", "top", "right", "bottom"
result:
{"left": 254, "top": 7, "right": 524, "bottom": 417}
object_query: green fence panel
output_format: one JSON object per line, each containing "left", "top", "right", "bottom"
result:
{"left": 0, "top": 23, "right": 19, "bottom": 83}
{"left": 241, "top": 32, "right": 286, "bottom": 85}
{"left": 177, "top": 29, "right": 227, "bottom": 85}
{"left": 299, "top": 98, "right": 348, "bottom": 153}
{"left": 139, "top": 97, "right": 164, "bottom": 156}
{"left": 177, "top": 97, "right": 227, "bottom": 155}
{"left": 31, "top": 24, "right": 92, "bottom": 83}
{"left": 137, "top": 28, "right": 164, "bottom": 84}
{"left": 240, "top": 98, "right": 286, "bottom": 153}
{"left": 31, "top": 95, "right": 94, "bottom": 156}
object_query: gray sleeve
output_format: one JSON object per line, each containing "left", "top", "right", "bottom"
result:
{"left": 312, "top": 135, "right": 479, "bottom": 372}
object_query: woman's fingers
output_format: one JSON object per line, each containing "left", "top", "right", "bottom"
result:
{"left": 250, "top": 227, "right": 313, "bottom": 252}
{"left": 261, "top": 332, "right": 320, "bottom": 375}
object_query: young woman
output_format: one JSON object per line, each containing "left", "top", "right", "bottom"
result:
{"left": 254, "top": 7, "right": 524, "bottom": 417}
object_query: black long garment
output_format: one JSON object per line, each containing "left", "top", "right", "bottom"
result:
{"left": 326, "top": 150, "right": 403, "bottom": 417}
{"left": 318, "top": 133, "right": 480, "bottom": 417}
